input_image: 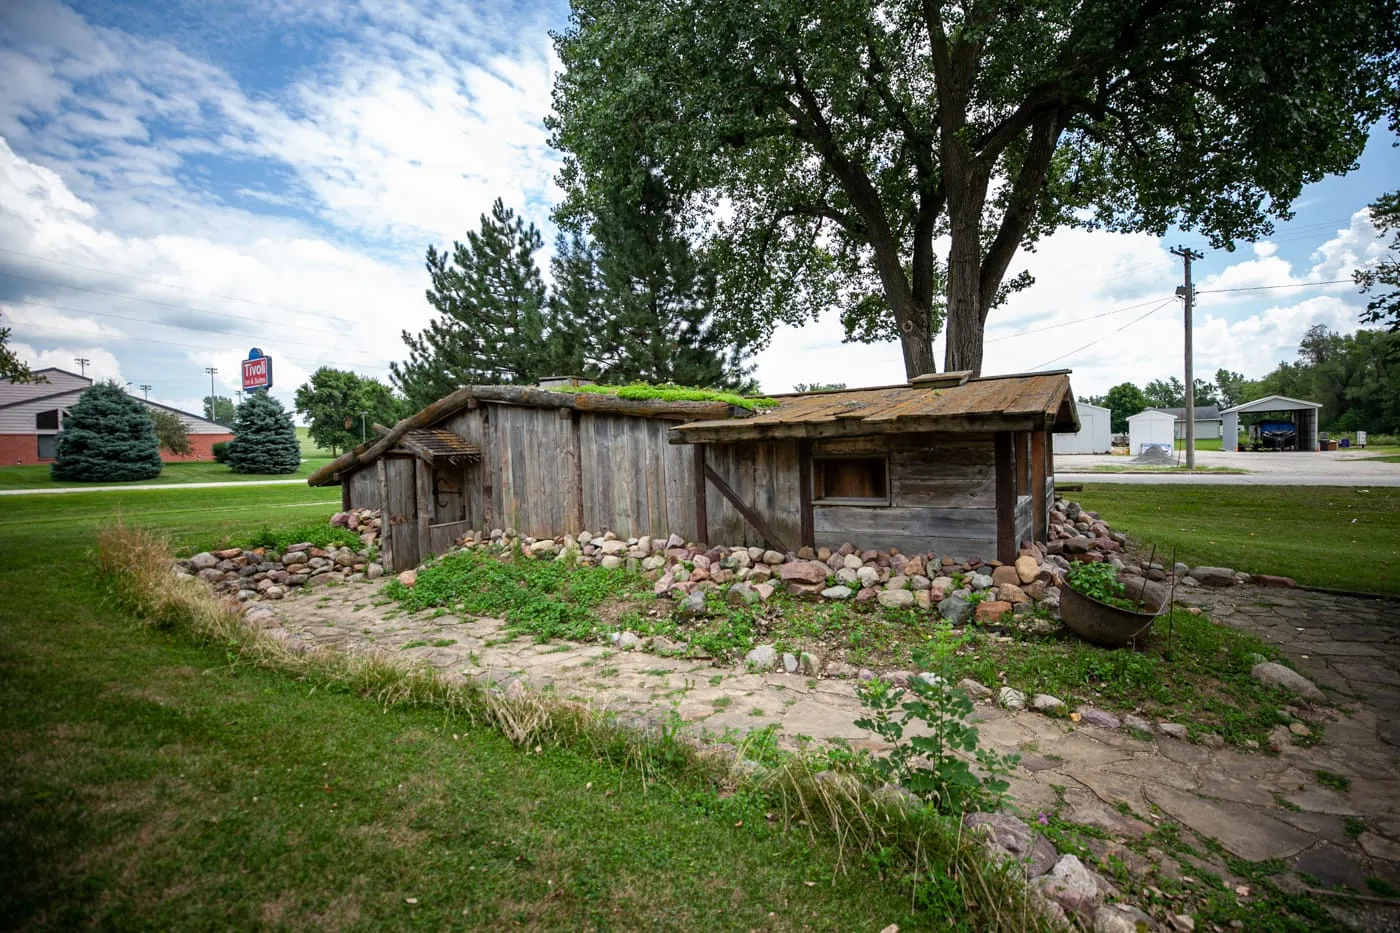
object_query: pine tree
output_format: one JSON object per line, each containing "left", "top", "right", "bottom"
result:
{"left": 392, "top": 199, "right": 553, "bottom": 409}
{"left": 226, "top": 392, "right": 301, "bottom": 474}
{"left": 559, "top": 169, "right": 754, "bottom": 389}
{"left": 51, "top": 382, "right": 163, "bottom": 482}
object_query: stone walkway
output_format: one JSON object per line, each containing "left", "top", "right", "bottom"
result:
{"left": 262, "top": 580, "right": 1400, "bottom": 918}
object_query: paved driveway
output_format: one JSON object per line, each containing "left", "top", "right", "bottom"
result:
{"left": 1058, "top": 449, "right": 1400, "bottom": 485}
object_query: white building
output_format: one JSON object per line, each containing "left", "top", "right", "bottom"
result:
{"left": 1127, "top": 409, "right": 1176, "bottom": 455}
{"left": 1053, "top": 402, "right": 1112, "bottom": 454}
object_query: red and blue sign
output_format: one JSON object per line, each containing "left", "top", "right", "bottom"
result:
{"left": 241, "top": 347, "right": 273, "bottom": 392}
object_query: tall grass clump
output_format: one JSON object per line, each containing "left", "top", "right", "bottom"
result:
{"left": 95, "top": 522, "right": 1055, "bottom": 932}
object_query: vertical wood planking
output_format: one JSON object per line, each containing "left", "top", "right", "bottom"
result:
{"left": 693, "top": 444, "right": 708, "bottom": 545}
{"left": 798, "top": 439, "right": 814, "bottom": 548}
{"left": 1030, "top": 430, "right": 1047, "bottom": 542}
{"left": 593, "top": 416, "right": 613, "bottom": 534}
{"left": 376, "top": 458, "right": 392, "bottom": 570}
{"left": 994, "top": 431, "right": 1016, "bottom": 563}
{"left": 569, "top": 411, "right": 585, "bottom": 534}
{"left": 415, "top": 457, "right": 432, "bottom": 560}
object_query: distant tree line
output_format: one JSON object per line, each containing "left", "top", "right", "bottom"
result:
{"left": 1083, "top": 326, "right": 1400, "bottom": 435}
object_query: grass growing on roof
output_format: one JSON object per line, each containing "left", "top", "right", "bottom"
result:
{"left": 554, "top": 381, "right": 779, "bottom": 410}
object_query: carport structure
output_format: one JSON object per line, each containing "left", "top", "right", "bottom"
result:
{"left": 1221, "top": 395, "right": 1322, "bottom": 452}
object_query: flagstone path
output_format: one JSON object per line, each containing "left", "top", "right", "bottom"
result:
{"left": 262, "top": 580, "right": 1400, "bottom": 913}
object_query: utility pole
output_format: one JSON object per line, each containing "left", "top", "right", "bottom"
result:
{"left": 139, "top": 384, "right": 151, "bottom": 400}
{"left": 1171, "top": 246, "right": 1203, "bottom": 470}
{"left": 205, "top": 367, "right": 218, "bottom": 419}
{"left": 74, "top": 357, "right": 90, "bottom": 377}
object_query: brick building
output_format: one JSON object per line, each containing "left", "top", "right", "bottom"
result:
{"left": 0, "top": 368, "right": 234, "bottom": 467}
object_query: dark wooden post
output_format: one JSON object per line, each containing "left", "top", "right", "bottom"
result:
{"left": 1030, "top": 430, "right": 1047, "bottom": 542}
{"left": 569, "top": 411, "right": 585, "bottom": 534}
{"left": 693, "top": 444, "right": 709, "bottom": 545}
{"left": 993, "top": 431, "right": 1016, "bottom": 563}
{"left": 1016, "top": 432, "right": 1031, "bottom": 496}
{"left": 376, "top": 458, "right": 393, "bottom": 571}
{"left": 340, "top": 479, "right": 352, "bottom": 511}
{"left": 416, "top": 458, "right": 432, "bottom": 560}
{"left": 797, "top": 439, "right": 814, "bottom": 549}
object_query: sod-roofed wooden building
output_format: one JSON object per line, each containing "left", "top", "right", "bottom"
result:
{"left": 308, "top": 371, "right": 1080, "bottom": 573}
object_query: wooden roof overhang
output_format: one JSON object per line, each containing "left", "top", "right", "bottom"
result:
{"left": 668, "top": 371, "right": 1079, "bottom": 445}
{"left": 307, "top": 383, "right": 754, "bottom": 486}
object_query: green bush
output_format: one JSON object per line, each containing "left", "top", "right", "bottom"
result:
{"left": 226, "top": 392, "right": 301, "bottom": 474}
{"left": 51, "top": 382, "right": 163, "bottom": 482}
{"left": 211, "top": 441, "right": 229, "bottom": 463}
{"left": 233, "top": 521, "right": 363, "bottom": 553}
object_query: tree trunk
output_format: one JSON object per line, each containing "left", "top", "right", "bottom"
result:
{"left": 894, "top": 293, "right": 937, "bottom": 377}
{"left": 944, "top": 200, "right": 985, "bottom": 375}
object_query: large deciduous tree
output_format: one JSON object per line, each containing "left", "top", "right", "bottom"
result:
{"left": 392, "top": 199, "right": 554, "bottom": 408}
{"left": 550, "top": 0, "right": 1397, "bottom": 377}
{"left": 295, "top": 368, "right": 402, "bottom": 456}
{"left": 149, "top": 409, "right": 192, "bottom": 457}
{"left": 202, "top": 395, "right": 235, "bottom": 427}
{"left": 1102, "top": 382, "right": 1147, "bottom": 434}
{"left": 51, "top": 382, "right": 163, "bottom": 482}
{"left": 1, "top": 325, "right": 43, "bottom": 383}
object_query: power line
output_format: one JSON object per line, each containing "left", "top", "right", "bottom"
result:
{"left": 1194, "top": 278, "right": 1352, "bottom": 295}
{"left": 987, "top": 296, "right": 1173, "bottom": 344}
{"left": 0, "top": 247, "right": 372, "bottom": 327}
{"left": 1030, "top": 297, "right": 1178, "bottom": 370}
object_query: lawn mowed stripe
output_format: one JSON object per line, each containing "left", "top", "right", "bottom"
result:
{"left": 1074, "top": 484, "right": 1400, "bottom": 595}
{"left": 0, "top": 457, "right": 333, "bottom": 490}
{"left": 0, "top": 486, "right": 925, "bottom": 931}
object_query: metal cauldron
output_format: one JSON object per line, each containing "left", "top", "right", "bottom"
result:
{"left": 1059, "top": 583, "right": 1164, "bottom": 648}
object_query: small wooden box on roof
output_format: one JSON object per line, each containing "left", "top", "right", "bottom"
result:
{"left": 307, "top": 372, "right": 1080, "bottom": 573}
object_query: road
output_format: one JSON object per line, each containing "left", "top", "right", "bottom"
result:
{"left": 0, "top": 479, "right": 309, "bottom": 496}
{"left": 1057, "top": 449, "right": 1400, "bottom": 486}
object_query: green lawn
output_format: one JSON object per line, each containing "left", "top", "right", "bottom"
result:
{"left": 0, "top": 457, "right": 332, "bottom": 490}
{"left": 1173, "top": 437, "right": 1224, "bottom": 451}
{"left": 0, "top": 485, "right": 935, "bottom": 931}
{"left": 296, "top": 425, "right": 336, "bottom": 458}
{"left": 1075, "top": 484, "right": 1400, "bottom": 595}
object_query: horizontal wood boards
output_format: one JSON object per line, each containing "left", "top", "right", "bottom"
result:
{"left": 813, "top": 504, "right": 996, "bottom": 558}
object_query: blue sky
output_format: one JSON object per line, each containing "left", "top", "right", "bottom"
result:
{"left": 1, "top": 0, "right": 1395, "bottom": 419}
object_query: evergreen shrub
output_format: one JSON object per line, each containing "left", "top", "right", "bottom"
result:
{"left": 226, "top": 392, "right": 301, "bottom": 474}
{"left": 51, "top": 382, "right": 164, "bottom": 482}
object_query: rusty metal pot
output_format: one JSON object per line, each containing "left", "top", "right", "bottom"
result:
{"left": 1059, "top": 584, "right": 1163, "bottom": 648}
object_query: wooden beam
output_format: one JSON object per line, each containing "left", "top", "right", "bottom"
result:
{"left": 703, "top": 461, "right": 789, "bottom": 554}
{"left": 993, "top": 431, "right": 1016, "bottom": 564}
{"left": 307, "top": 386, "right": 476, "bottom": 486}
{"left": 669, "top": 412, "right": 1049, "bottom": 445}
{"left": 797, "top": 439, "right": 814, "bottom": 549}
{"left": 396, "top": 434, "right": 437, "bottom": 465}
{"left": 415, "top": 458, "right": 432, "bottom": 562}
{"left": 376, "top": 458, "right": 392, "bottom": 571}
{"left": 340, "top": 479, "right": 351, "bottom": 511}
{"left": 1030, "top": 429, "right": 1047, "bottom": 543}
{"left": 693, "top": 445, "right": 708, "bottom": 545}
{"left": 569, "top": 411, "right": 584, "bottom": 534}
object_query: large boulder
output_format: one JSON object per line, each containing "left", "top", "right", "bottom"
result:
{"left": 1251, "top": 661, "right": 1326, "bottom": 702}
{"left": 877, "top": 589, "right": 915, "bottom": 609}
{"left": 963, "top": 812, "right": 1058, "bottom": 879}
{"left": 1033, "top": 854, "right": 1109, "bottom": 920}
{"left": 1187, "top": 566, "right": 1236, "bottom": 587}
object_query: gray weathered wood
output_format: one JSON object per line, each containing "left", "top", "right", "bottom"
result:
{"left": 416, "top": 458, "right": 432, "bottom": 561}
{"left": 429, "top": 520, "right": 471, "bottom": 554}
{"left": 798, "top": 439, "right": 814, "bottom": 548}
{"left": 704, "top": 460, "right": 788, "bottom": 552}
{"left": 376, "top": 458, "right": 392, "bottom": 571}
{"left": 693, "top": 444, "right": 708, "bottom": 545}
{"left": 994, "top": 431, "right": 1016, "bottom": 564}
{"left": 1030, "top": 429, "right": 1047, "bottom": 542}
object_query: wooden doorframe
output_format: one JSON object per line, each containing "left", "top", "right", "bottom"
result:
{"left": 993, "top": 431, "right": 1016, "bottom": 563}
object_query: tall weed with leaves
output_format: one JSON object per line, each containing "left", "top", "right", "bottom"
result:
{"left": 855, "top": 676, "right": 1018, "bottom": 814}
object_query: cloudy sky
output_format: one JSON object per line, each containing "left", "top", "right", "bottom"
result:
{"left": 1, "top": 0, "right": 1396, "bottom": 420}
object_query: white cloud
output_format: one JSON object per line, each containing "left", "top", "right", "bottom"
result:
{"left": 12, "top": 341, "right": 125, "bottom": 384}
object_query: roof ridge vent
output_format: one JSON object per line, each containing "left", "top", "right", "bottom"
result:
{"left": 909, "top": 370, "right": 972, "bottom": 389}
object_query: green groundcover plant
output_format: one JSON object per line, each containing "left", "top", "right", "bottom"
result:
{"left": 556, "top": 382, "right": 778, "bottom": 411}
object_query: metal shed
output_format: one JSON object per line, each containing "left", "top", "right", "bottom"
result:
{"left": 1127, "top": 409, "right": 1177, "bottom": 454}
{"left": 1220, "top": 395, "right": 1322, "bottom": 452}
{"left": 1053, "top": 402, "right": 1112, "bottom": 454}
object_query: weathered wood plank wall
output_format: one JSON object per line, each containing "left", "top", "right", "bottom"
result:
{"left": 344, "top": 404, "right": 1049, "bottom": 568}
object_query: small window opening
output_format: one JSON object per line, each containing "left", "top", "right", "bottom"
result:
{"left": 813, "top": 457, "right": 889, "bottom": 504}
{"left": 36, "top": 409, "right": 59, "bottom": 431}
{"left": 37, "top": 435, "right": 58, "bottom": 459}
